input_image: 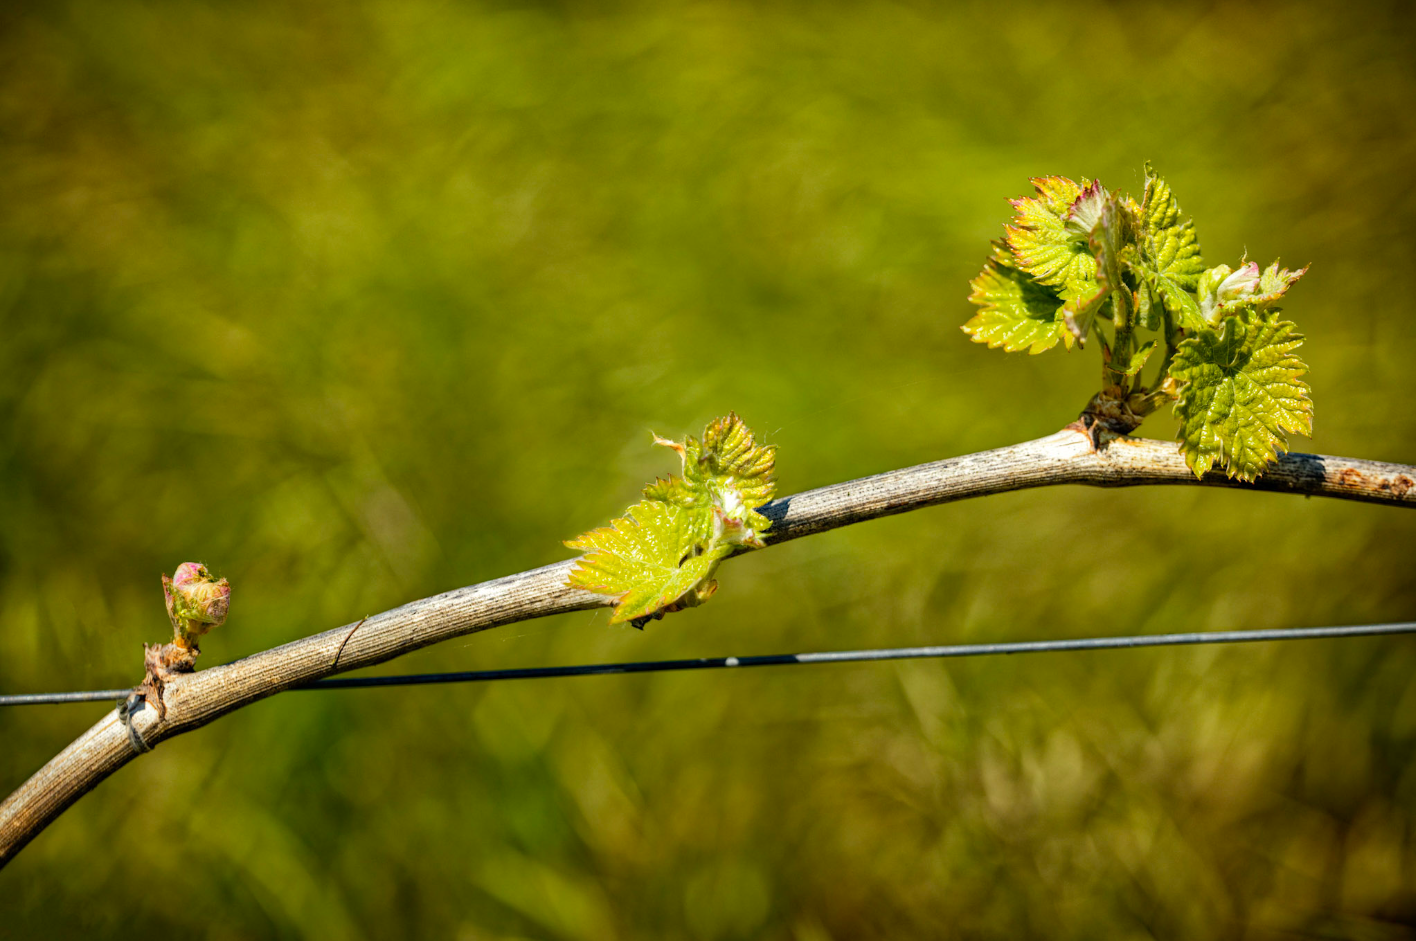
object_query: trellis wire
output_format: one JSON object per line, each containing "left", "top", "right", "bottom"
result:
{"left": 2, "top": 621, "right": 1413, "bottom": 708}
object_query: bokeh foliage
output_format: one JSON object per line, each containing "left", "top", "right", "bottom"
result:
{"left": 2, "top": 1, "right": 1415, "bottom": 937}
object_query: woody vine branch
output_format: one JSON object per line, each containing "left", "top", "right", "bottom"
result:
{"left": 1, "top": 429, "right": 1413, "bottom": 868}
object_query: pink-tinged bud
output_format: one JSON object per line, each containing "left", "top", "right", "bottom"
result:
{"left": 1216, "top": 262, "right": 1262, "bottom": 304}
{"left": 1199, "top": 261, "right": 1265, "bottom": 323}
{"left": 163, "top": 562, "right": 230, "bottom": 650}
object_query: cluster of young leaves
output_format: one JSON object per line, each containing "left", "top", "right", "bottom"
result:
{"left": 963, "top": 165, "right": 1312, "bottom": 481}
{"left": 566, "top": 414, "right": 776, "bottom": 626}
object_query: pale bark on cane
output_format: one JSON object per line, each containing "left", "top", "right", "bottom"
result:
{"left": 2, "top": 429, "right": 1413, "bottom": 868}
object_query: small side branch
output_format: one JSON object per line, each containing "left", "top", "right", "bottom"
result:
{"left": 1, "top": 430, "right": 1411, "bottom": 867}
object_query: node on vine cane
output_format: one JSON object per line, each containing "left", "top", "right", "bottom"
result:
{"left": 565, "top": 413, "right": 776, "bottom": 628}
{"left": 962, "top": 164, "right": 1312, "bottom": 481}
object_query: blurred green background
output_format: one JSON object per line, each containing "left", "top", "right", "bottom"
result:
{"left": 3, "top": 1, "right": 1415, "bottom": 937}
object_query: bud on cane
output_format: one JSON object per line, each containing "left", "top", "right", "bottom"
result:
{"left": 163, "top": 562, "right": 230, "bottom": 651}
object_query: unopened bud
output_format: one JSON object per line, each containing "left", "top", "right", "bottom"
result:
{"left": 1216, "top": 262, "right": 1262, "bottom": 304}
{"left": 1199, "top": 261, "right": 1265, "bottom": 323}
{"left": 163, "top": 562, "right": 230, "bottom": 650}
{"left": 711, "top": 505, "right": 767, "bottom": 550}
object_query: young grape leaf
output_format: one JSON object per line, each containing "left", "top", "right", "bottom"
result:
{"left": 1138, "top": 164, "right": 1205, "bottom": 287}
{"left": 652, "top": 412, "right": 775, "bottom": 505}
{"left": 1256, "top": 260, "right": 1306, "bottom": 301}
{"left": 1005, "top": 176, "right": 1100, "bottom": 293}
{"left": 1137, "top": 164, "right": 1207, "bottom": 330}
{"left": 1171, "top": 309, "right": 1312, "bottom": 481}
{"left": 1154, "top": 275, "right": 1206, "bottom": 331}
{"left": 644, "top": 412, "right": 776, "bottom": 541}
{"left": 963, "top": 256, "right": 1072, "bottom": 354}
{"left": 566, "top": 499, "right": 733, "bottom": 625}
{"left": 568, "top": 414, "right": 776, "bottom": 625}
{"left": 1064, "top": 179, "right": 1110, "bottom": 237}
